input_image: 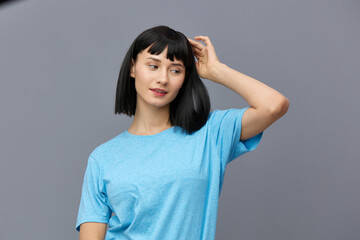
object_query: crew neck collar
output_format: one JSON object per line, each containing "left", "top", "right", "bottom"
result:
{"left": 124, "top": 126, "right": 175, "bottom": 138}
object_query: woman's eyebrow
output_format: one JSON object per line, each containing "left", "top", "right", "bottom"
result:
{"left": 146, "top": 57, "right": 184, "bottom": 68}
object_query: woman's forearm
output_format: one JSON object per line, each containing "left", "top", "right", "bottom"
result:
{"left": 209, "top": 62, "right": 289, "bottom": 113}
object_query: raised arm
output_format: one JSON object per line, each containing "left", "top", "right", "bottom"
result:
{"left": 188, "top": 35, "right": 289, "bottom": 140}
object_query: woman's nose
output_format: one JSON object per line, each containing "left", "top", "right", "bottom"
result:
{"left": 157, "top": 69, "right": 169, "bottom": 85}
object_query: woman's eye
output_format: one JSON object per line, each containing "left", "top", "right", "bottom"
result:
{"left": 148, "top": 65, "right": 180, "bottom": 74}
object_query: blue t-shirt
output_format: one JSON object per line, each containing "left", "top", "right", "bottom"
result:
{"left": 75, "top": 107, "right": 264, "bottom": 239}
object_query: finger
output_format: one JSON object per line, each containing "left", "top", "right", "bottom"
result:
{"left": 188, "top": 39, "right": 204, "bottom": 51}
{"left": 192, "top": 47, "right": 205, "bottom": 58}
{"left": 187, "top": 37, "right": 205, "bottom": 50}
{"left": 194, "top": 36, "right": 212, "bottom": 47}
{"left": 190, "top": 44, "right": 203, "bottom": 55}
{"left": 194, "top": 35, "right": 213, "bottom": 48}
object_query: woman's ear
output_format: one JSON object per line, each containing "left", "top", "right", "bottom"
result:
{"left": 130, "top": 59, "right": 135, "bottom": 78}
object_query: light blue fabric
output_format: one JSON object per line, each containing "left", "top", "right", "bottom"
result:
{"left": 75, "top": 107, "right": 263, "bottom": 239}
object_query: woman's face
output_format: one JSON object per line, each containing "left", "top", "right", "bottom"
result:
{"left": 130, "top": 45, "right": 186, "bottom": 111}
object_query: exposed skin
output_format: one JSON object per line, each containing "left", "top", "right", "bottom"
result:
{"left": 79, "top": 222, "right": 107, "bottom": 240}
{"left": 187, "top": 35, "right": 290, "bottom": 140}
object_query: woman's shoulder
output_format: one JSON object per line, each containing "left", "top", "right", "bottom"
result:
{"left": 89, "top": 131, "right": 128, "bottom": 161}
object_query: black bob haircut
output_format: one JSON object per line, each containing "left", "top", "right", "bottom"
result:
{"left": 115, "top": 25, "right": 211, "bottom": 134}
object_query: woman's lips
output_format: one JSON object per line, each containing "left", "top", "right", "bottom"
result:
{"left": 150, "top": 89, "right": 167, "bottom": 96}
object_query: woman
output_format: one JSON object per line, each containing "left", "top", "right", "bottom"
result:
{"left": 76, "top": 25, "right": 289, "bottom": 240}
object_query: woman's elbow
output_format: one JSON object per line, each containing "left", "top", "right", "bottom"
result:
{"left": 271, "top": 97, "right": 290, "bottom": 117}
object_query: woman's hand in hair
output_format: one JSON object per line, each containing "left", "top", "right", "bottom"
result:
{"left": 187, "top": 36, "right": 224, "bottom": 83}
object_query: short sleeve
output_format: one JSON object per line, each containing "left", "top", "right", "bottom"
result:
{"left": 209, "top": 107, "right": 264, "bottom": 166}
{"left": 75, "top": 155, "right": 112, "bottom": 232}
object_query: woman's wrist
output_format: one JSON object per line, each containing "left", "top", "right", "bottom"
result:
{"left": 208, "top": 62, "right": 228, "bottom": 84}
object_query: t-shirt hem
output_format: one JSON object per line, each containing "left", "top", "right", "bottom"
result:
{"left": 229, "top": 107, "right": 264, "bottom": 162}
{"left": 235, "top": 131, "right": 263, "bottom": 153}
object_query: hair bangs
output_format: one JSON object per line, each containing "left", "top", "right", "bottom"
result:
{"left": 146, "top": 34, "right": 192, "bottom": 71}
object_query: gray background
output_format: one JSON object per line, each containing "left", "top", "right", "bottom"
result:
{"left": 1, "top": 0, "right": 359, "bottom": 239}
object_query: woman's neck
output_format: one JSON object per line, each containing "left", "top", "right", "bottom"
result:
{"left": 127, "top": 103, "right": 172, "bottom": 136}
